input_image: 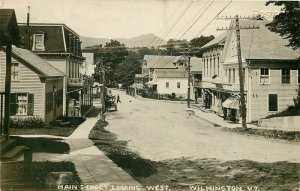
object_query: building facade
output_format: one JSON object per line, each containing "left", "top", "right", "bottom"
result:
{"left": 201, "top": 19, "right": 300, "bottom": 122}
{"left": 18, "top": 23, "right": 93, "bottom": 116}
{"left": 0, "top": 46, "right": 64, "bottom": 124}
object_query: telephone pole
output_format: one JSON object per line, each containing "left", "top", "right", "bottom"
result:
{"left": 187, "top": 56, "right": 191, "bottom": 108}
{"left": 235, "top": 15, "right": 247, "bottom": 129}
{"left": 99, "top": 58, "right": 106, "bottom": 120}
{"left": 217, "top": 15, "right": 259, "bottom": 129}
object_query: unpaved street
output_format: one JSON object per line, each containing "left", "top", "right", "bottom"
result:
{"left": 105, "top": 90, "right": 300, "bottom": 163}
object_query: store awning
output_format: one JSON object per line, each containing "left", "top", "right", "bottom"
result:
{"left": 222, "top": 96, "right": 240, "bottom": 109}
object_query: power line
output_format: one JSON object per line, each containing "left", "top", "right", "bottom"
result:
{"left": 178, "top": 1, "right": 215, "bottom": 40}
{"left": 148, "top": 0, "right": 185, "bottom": 48}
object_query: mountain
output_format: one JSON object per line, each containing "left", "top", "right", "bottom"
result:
{"left": 81, "top": 34, "right": 166, "bottom": 48}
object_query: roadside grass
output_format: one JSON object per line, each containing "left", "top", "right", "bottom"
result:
{"left": 13, "top": 136, "right": 70, "bottom": 153}
{"left": 223, "top": 127, "right": 300, "bottom": 142}
{"left": 1, "top": 161, "right": 80, "bottom": 191}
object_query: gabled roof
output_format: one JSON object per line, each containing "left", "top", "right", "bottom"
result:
{"left": 7, "top": 46, "right": 65, "bottom": 77}
{"left": 224, "top": 19, "right": 300, "bottom": 61}
{"left": 201, "top": 32, "right": 227, "bottom": 50}
{"left": 154, "top": 69, "right": 188, "bottom": 78}
{"left": 0, "top": 9, "right": 20, "bottom": 45}
{"left": 143, "top": 55, "right": 178, "bottom": 69}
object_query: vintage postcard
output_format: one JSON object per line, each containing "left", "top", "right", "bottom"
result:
{"left": 0, "top": 0, "right": 299, "bottom": 191}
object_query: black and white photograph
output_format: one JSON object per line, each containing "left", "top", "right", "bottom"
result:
{"left": 0, "top": 0, "right": 300, "bottom": 190}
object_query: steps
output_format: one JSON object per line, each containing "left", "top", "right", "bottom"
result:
{"left": 0, "top": 135, "right": 32, "bottom": 184}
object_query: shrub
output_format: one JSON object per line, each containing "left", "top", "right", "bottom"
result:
{"left": 10, "top": 117, "right": 47, "bottom": 129}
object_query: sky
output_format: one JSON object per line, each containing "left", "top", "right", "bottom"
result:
{"left": 2, "top": 0, "right": 282, "bottom": 41}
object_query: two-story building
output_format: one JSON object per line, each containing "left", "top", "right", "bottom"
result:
{"left": 190, "top": 57, "right": 203, "bottom": 100}
{"left": 133, "top": 55, "right": 198, "bottom": 99}
{"left": 18, "top": 23, "right": 93, "bottom": 116}
{"left": 0, "top": 46, "right": 64, "bottom": 124}
{"left": 201, "top": 19, "right": 300, "bottom": 122}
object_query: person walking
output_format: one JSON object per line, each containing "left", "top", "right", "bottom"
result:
{"left": 117, "top": 94, "right": 121, "bottom": 103}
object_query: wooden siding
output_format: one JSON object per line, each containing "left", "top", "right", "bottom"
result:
{"left": 156, "top": 78, "right": 189, "bottom": 98}
{"left": 0, "top": 51, "right": 44, "bottom": 119}
{"left": 250, "top": 67, "right": 298, "bottom": 121}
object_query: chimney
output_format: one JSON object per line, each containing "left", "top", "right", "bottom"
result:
{"left": 27, "top": 6, "right": 30, "bottom": 50}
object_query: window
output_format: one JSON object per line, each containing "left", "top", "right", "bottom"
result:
{"left": 282, "top": 69, "right": 290, "bottom": 84}
{"left": 225, "top": 69, "right": 228, "bottom": 83}
{"left": 166, "top": 82, "right": 169, "bottom": 88}
{"left": 11, "top": 62, "right": 19, "bottom": 80}
{"left": 269, "top": 94, "right": 278, "bottom": 111}
{"left": 10, "top": 93, "right": 34, "bottom": 115}
{"left": 243, "top": 68, "right": 246, "bottom": 84}
{"left": 217, "top": 57, "right": 220, "bottom": 75}
{"left": 203, "top": 59, "right": 205, "bottom": 77}
{"left": 298, "top": 69, "right": 300, "bottom": 84}
{"left": 33, "top": 34, "right": 45, "bottom": 51}
{"left": 206, "top": 59, "right": 209, "bottom": 76}
{"left": 260, "top": 68, "right": 269, "bottom": 84}
{"left": 233, "top": 69, "right": 236, "bottom": 83}
{"left": 228, "top": 69, "right": 231, "bottom": 83}
{"left": 210, "top": 57, "right": 212, "bottom": 76}
{"left": 213, "top": 57, "right": 216, "bottom": 75}
{"left": 177, "top": 82, "right": 180, "bottom": 88}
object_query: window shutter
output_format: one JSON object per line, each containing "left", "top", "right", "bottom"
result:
{"left": 28, "top": 94, "right": 34, "bottom": 115}
{"left": 10, "top": 93, "right": 17, "bottom": 115}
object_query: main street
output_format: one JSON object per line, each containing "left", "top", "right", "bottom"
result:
{"left": 105, "top": 90, "right": 300, "bottom": 163}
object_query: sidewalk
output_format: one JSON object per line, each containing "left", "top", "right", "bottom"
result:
{"left": 188, "top": 103, "right": 298, "bottom": 132}
{"left": 20, "top": 106, "right": 143, "bottom": 190}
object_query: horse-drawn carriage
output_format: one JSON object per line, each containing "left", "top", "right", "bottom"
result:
{"left": 105, "top": 94, "right": 117, "bottom": 112}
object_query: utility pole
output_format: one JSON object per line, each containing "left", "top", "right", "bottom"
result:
{"left": 187, "top": 54, "right": 191, "bottom": 108}
{"left": 181, "top": 49, "right": 199, "bottom": 109}
{"left": 217, "top": 15, "right": 259, "bottom": 129}
{"left": 100, "top": 58, "right": 106, "bottom": 120}
{"left": 4, "top": 45, "right": 12, "bottom": 140}
{"left": 235, "top": 15, "right": 247, "bottom": 129}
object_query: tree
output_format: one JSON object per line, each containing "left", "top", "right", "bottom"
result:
{"left": 190, "top": 35, "right": 215, "bottom": 48}
{"left": 83, "top": 40, "right": 128, "bottom": 85}
{"left": 266, "top": 1, "right": 300, "bottom": 49}
{"left": 113, "top": 51, "right": 142, "bottom": 87}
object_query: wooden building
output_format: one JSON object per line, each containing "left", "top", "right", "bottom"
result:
{"left": 0, "top": 46, "right": 64, "bottom": 124}
{"left": 201, "top": 19, "right": 300, "bottom": 122}
{"left": 18, "top": 23, "right": 93, "bottom": 116}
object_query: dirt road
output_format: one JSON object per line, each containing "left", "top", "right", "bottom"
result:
{"left": 106, "top": 90, "right": 300, "bottom": 163}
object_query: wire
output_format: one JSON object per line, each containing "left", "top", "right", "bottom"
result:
{"left": 194, "top": 0, "right": 232, "bottom": 38}
{"left": 148, "top": 0, "right": 185, "bottom": 48}
{"left": 179, "top": 1, "right": 215, "bottom": 40}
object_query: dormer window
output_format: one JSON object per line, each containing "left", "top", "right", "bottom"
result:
{"left": 32, "top": 34, "right": 45, "bottom": 51}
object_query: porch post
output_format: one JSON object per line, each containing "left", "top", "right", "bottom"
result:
{"left": 4, "top": 44, "right": 12, "bottom": 140}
